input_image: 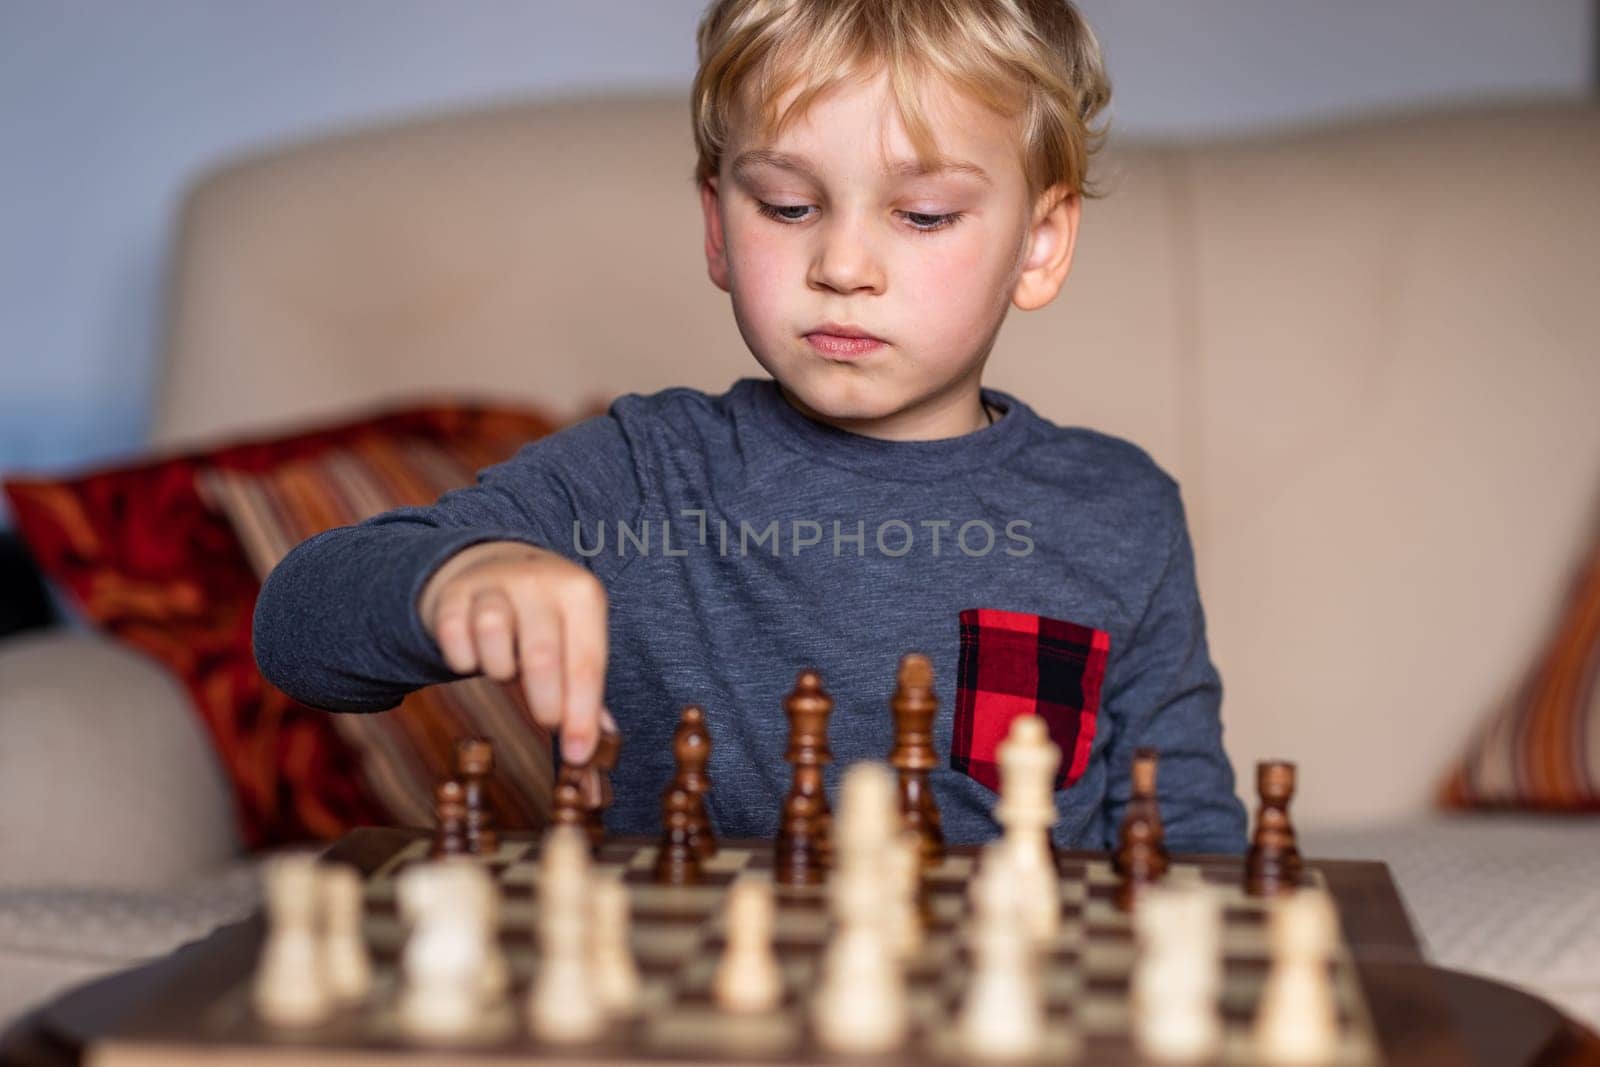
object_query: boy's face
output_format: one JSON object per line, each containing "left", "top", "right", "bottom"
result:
{"left": 700, "top": 67, "right": 1079, "bottom": 441}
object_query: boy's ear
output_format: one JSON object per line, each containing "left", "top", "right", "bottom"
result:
{"left": 1012, "top": 183, "right": 1080, "bottom": 312}
{"left": 700, "top": 176, "right": 732, "bottom": 293}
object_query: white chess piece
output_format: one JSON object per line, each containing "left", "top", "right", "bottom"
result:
{"left": 590, "top": 871, "right": 641, "bottom": 1016}
{"left": 317, "top": 863, "right": 372, "bottom": 1005}
{"left": 1255, "top": 889, "right": 1342, "bottom": 1064}
{"left": 253, "top": 854, "right": 333, "bottom": 1027}
{"left": 528, "top": 826, "right": 606, "bottom": 1043}
{"left": 714, "top": 876, "right": 783, "bottom": 1013}
{"left": 995, "top": 715, "right": 1062, "bottom": 943}
{"left": 885, "top": 829, "right": 924, "bottom": 960}
{"left": 396, "top": 861, "right": 493, "bottom": 1041}
{"left": 1133, "top": 883, "right": 1222, "bottom": 1062}
{"left": 812, "top": 762, "right": 908, "bottom": 1053}
{"left": 959, "top": 842, "right": 1044, "bottom": 1060}
{"left": 441, "top": 856, "right": 510, "bottom": 1003}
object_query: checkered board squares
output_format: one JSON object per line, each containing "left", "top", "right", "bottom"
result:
{"left": 340, "top": 838, "right": 1382, "bottom": 1065}
{"left": 91, "top": 834, "right": 1388, "bottom": 1067}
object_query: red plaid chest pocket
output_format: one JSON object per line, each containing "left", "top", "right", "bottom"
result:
{"left": 952, "top": 607, "right": 1111, "bottom": 794}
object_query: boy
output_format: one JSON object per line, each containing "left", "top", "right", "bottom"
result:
{"left": 253, "top": 0, "right": 1247, "bottom": 854}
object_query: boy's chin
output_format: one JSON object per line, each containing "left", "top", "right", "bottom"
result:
{"left": 772, "top": 371, "right": 899, "bottom": 423}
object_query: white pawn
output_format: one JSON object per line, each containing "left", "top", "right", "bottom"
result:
{"left": 814, "top": 869, "right": 908, "bottom": 1052}
{"left": 995, "top": 716, "right": 1062, "bottom": 943}
{"left": 448, "top": 857, "right": 510, "bottom": 1003}
{"left": 1133, "top": 883, "right": 1222, "bottom": 1062}
{"left": 959, "top": 843, "right": 1044, "bottom": 1060}
{"left": 253, "top": 854, "right": 332, "bottom": 1027}
{"left": 318, "top": 864, "right": 372, "bottom": 1005}
{"left": 528, "top": 826, "right": 606, "bottom": 1044}
{"left": 714, "top": 876, "right": 783, "bottom": 1013}
{"left": 590, "top": 871, "right": 641, "bottom": 1017}
{"left": 1255, "top": 889, "right": 1341, "bottom": 1064}
{"left": 396, "top": 861, "right": 492, "bottom": 1041}
{"left": 884, "top": 829, "right": 924, "bottom": 961}
{"left": 812, "top": 763, "right": 907, "bottom": 1053}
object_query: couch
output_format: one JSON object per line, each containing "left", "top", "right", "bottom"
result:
{"left": 2, "top": 92, "right": 1597, "bottom": 1033}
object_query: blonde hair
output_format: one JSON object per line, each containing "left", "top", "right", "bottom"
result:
{"left": 690, "top": 0, "right": 1112, "bottom": 204}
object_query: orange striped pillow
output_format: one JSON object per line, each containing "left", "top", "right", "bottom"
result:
{"left": 201, "top": 435, "right": 565, "bottom": 830}
{"left": 1441, "top": 523, "right": 1600, "bottom": 811}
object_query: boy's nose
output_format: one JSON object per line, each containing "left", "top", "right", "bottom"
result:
{"left": 808, "top": 225, "right": 885, "bottom": 295}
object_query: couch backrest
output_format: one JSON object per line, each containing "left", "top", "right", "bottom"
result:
{"left": 156, "top": 94, "right": 1600, "bottom": 825}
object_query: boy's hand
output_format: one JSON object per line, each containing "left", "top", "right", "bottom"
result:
{"left": 417, "top": 541, "right": 613, "bottom": 764}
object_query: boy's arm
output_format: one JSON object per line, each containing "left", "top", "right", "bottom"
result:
{"left": 1098, "top": 487, "right": 1248, "bottom": 854}
{"left": 251, "top": 414, "right": 645, "bottom": 713}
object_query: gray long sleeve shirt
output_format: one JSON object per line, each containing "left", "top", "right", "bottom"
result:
{"left": 253, "top": 376, "right": 1247, "bottom": 853}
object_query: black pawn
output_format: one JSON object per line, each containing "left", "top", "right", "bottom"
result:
{"left": 654, "top": 785, "right": 702, "bottom": 885}
{"left": 431, "top": 779, "right": 468, "bottom": 858}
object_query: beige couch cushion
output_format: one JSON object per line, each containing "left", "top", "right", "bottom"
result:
{"left": 0, "top": 632, "right": 241, "bottom": 887}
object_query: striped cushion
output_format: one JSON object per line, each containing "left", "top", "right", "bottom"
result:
{"left": 1441, "top": 524, "right": 1600, "bottom": 810}
{"left": 200, "top": 435, "right": 565, "bottom": 830}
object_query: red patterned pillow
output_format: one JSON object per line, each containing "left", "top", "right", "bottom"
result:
{"left": 197, "top": 437, "right": 566, "bottom": 834}
{"left": 3, "top": 402, "right": 572, "bottom": 847}
{"left": 1440, "top": 516, "right": 1600, "bottom": 811}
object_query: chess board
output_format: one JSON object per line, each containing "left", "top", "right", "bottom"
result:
{"left": 87, "top": 829, "right": 1473, "bottom": 1066}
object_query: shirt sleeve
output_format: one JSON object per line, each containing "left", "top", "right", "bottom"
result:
{"left": 252, "top": 412, "right": 648, "bottom": 713}
{"left": 1096, "top": 484, "right": 1249, "bottom": 854}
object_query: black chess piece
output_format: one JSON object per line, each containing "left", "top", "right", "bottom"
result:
{"left": 454, "top": 737, "right": 498, "bottom": 857}
{"left": 654, "top": 784, "right": 702, "bottom": 885}
{"left": 673, "top": 705, "right": 717, "bottom": 859}
{"left": 889, "top": 653, "right": 946, "bottom": 867}
{"left": 1245, "top": 759, "right": 1303, "bottom": 897}
{"left": 775, "top": 669, "right": 834, "bottom": 886}
{"left": 431, "top": 779, "right": 469, "bottom": 858}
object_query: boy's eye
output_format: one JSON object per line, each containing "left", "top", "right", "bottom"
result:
{"left": 754, "top": 201, "right": 964, "bottom": 234}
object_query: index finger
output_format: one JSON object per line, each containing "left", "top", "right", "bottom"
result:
{"left": 557, "top": 578, "right": 609, "bottom": 765}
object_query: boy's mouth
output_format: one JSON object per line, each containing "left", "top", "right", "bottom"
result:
{"left": 805, "top": 333, "right": 886, "bottom": 358}
{"left": 805, "top": 322, "right": 886, "bottom": 359}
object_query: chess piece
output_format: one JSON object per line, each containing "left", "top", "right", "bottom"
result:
{"left": 396, "top": 860, "right": 496, "bottom": 1041}
{"left": 1254, "top": 889, "right": 1341, "bottom": 1063}
{"left": 553, "top": 727, "right": 621, "bottom": 850}
{"left": 885, "top": 829, "right": 925, "bottom": 959}
{"left": 551, "top": 761, "right": 588, "bottom": 837}
{"left": 812, "top": 762, "right": 907, "bottom": 1053}
{"left": 253, "top": 854, "right": 333, "bottom": 1027}
{"left": 528, "top": 826, "right": 605, "bottom": 1043}
{"left": 654, "top": 784, "right": 703, "bottom": 885}
{"left": 431, "top": 778, "right": 469, "bottom": 858}
{"left": 714, "top": 876, "right": 784, "bottom": 1012}
{"left": 317, "top": 863, "right": 372, "bottom": 1005}
{"left": 1115, "top": 749, "right": 1171, "bottom": 911}
{"left": 1116, "top": 811, "right": 1165, "bottom": 913}
{"left": 958, "top": 842, "right": 1044, "bottom": 1059}
{"left": 774, "top": 669, "right": 835, "bottom": 886}
{"left": 1245, "top": 760, "right": 1304, "bottom": 897}
{"left": 888, "top": 653, "right": 946, "bottom": 866}
{"left": 589, "top": 872, "right": 641, "bottom": 1017}
{"left": 671, "top": 705, "right": 717, "bottom": 859}
{"left": 456, "top": 859, "right": 510, "bottom": 1003}
{"left": 455, "top": 737, "right": 499, "bottom": 857}
{"left": 1133, "top": 883, "right": 1223, "bottom": 1062}
{"left": 584, "top": 727, "right": 623, "bottom": 847}
{"left": 775, "top": 789, "right": 822, "bottom": 888}
{"left": 1115, "top": 748, "right": 1170, "bottom": 875}
{"left": 995, "top": 715, "right": 1062, "bottom": 941}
